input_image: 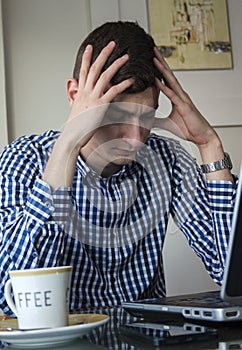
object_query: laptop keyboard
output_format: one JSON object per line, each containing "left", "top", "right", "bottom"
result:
{"left": 173, "top": 295, "right": 230, "bottom": 307}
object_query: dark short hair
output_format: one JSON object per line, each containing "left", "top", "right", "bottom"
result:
{"left": 73, "top": 21, "right": 162, "bottom": 93}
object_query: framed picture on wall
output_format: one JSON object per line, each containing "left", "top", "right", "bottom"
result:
{"left": 147, "top": 0, "right": 233, "bottom": 70}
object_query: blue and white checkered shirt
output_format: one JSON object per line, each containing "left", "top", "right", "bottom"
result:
{"left": 0, "top": 130, "right": 237, "bottom": 315}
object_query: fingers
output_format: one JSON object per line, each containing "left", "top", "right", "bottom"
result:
{"left": 78, "top": 44, "right": 93, "bottom": 88}
{"left": 78, "top": 41, "right": 132, "bottom": 101}
{"left": 153, "top": 56, "right": 182, "bottom": 92}
{"left": 85, "top": 41, "right": 116, "bottom": 89}
{"left": 78, "top": 41, "right": 117, "bottom": 89}
{"left": 155, "top": 77, "right": 182, "bottom": 108}
{"left": 154, "top": 47, "right": 170, "bottom": 71}
{"left": 103, "top": 78, "right": 134, "bottom": 102}
{"left": 94, "top": 54, "right": 130, "bottom": 96}
{"left": 153, "top": 47, "right": 184, "bottom": 93}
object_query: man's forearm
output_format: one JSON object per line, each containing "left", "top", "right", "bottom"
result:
{"left": 198, "top": 134, "right": 234, "bottom": 183}
{"left": 42, "top": 131, "right": 80, "bottom": 191}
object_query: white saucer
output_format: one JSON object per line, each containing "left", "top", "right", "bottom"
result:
{"left": 0, "top": 313, "right": 109, "bottom": 348}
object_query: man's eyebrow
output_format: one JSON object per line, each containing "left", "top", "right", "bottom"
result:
{"left": 110, "top": 104, "right": 157, "bottom": 117}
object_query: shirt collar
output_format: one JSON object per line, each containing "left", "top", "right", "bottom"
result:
{"left": 76, "top": 154, "right": 143, "bottom": 181}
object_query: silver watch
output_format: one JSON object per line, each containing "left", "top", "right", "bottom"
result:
{"left": 200, "top": 152, "right": 233, "bottom": 173}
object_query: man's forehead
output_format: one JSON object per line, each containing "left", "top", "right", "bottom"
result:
{"left": 112, "top": 86, "right": 159, "bottom": 108}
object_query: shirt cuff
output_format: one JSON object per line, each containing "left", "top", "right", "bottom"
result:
{"left": 206, "top": 176, "right": 238, "bottom": 212}
{"left": 25, "top": 177, "right": 54, "bottom": 223}
{"left": 26, "top": 177, "right": 74, "bottom": 233}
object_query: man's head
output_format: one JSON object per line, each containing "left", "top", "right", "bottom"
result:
{"left": 69, "top": 21, "right": 162, "bottom": 177}
{"left": 73, "top": 21, "right": 161, "bottom": 93}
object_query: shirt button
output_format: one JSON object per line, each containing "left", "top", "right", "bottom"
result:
{"left": 45, "top": 200, "right": 54, "bottom": 211}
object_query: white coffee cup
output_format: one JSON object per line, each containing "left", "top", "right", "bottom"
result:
{"left": 4, "top": 266, "right": 72, "bottom": 330}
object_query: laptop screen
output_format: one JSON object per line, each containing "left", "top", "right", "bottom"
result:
{"left": 222, "top": 165, "right": 242, "bottom": 300}
{"left": 225, "top": 188, "right": 242, "bottom": 296}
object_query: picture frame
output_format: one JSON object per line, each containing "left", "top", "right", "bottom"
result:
{"left": 147, "top": 0, "right": 233, "bottom": 70}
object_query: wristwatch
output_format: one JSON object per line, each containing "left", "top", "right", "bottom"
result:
{"left": 200, "top": 152, "right": 233, "bottom": 173}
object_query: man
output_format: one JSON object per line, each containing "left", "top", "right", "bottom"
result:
{"left": 0, "top": 21, "right": 236, "bottom": 315}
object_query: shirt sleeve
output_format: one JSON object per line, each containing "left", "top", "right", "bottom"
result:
{"left": 0, "top": 136, "right": 71, "bottom": 315}
{"left": 170, "top": 144, "right": 237, "bottom": 285}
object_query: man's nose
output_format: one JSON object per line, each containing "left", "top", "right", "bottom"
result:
{"left": 122, "top": 121, "right": 144, "bottom": 149}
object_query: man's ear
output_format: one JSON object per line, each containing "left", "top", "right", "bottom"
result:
{"left": 66, "top": 78, "right": 79, "bottom": 106}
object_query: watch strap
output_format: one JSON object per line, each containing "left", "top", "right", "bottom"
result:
{"left": 200, "top": 152, "right": 233, "bottom": 173}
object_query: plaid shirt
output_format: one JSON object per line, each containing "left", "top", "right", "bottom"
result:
{"left": 0, "top": 130, "right": 236, "bottom": 315}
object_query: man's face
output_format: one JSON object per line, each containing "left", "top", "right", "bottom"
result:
{"left": 81, "top": 86, "right": 159, "bottom": 176}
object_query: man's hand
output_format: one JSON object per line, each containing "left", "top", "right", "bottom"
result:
{"left": 153, "top": 47, "right": 218, "bottom": 148}
{"left": 65, "top": 41, "right": 133, "bottom": 148}
{"left": 42, "top": 42, "right": 133, "bottom": 189}
{"left": 67, "top": 41, "right": 133, "bottom": 122}
{"left": 153, "top": 47, "right": 234, "bottom": 182}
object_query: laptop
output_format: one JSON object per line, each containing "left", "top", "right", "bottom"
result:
{"left": 122, "top": 164, "right": 242, "bottom": 323}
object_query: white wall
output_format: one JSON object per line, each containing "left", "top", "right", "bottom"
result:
{"left": 2, "top": 0, "right": 242, "bottom": 145}
{"left": 1, "top": 0, "right": 242, "bottom": 296}
{"left": 0, "top": 1, "right": 8, "bottom": 150}
{"left": 2, "top": 0, "right": 91, "bottom": 142}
